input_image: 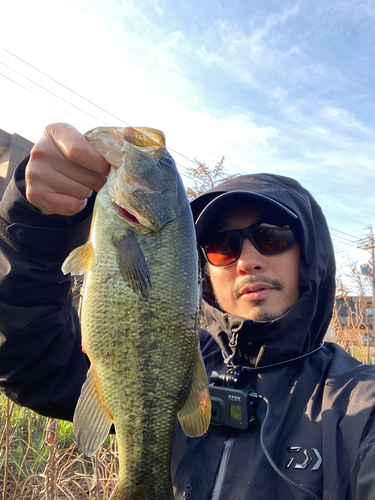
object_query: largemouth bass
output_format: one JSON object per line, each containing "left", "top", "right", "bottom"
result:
{"left": 62, "top": 126, "right": 211, "bottom": 500}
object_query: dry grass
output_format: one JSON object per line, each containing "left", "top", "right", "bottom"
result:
{"left": 0, "top": 394, "right": 119, "bottom": 499}
{"left": 328, "top": 263, "right": 374, "bottom": 364}
{"left": 0, "top": 276, "right": 122, "bottom": 499}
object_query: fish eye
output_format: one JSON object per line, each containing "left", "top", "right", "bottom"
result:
{"left": 159, "top": 156, "right": 175, "bottom": 168}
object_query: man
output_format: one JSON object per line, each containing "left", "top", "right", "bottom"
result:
{"left": 1, "top": 123, "right": 375, "bottom": 499}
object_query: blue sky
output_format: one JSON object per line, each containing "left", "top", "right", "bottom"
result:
{"left": 1, "top": 0, "right": 374, "bottom": 290}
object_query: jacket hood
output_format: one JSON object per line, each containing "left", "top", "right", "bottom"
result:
{"left": 190, "top": 173, "right": 336, "bottom": 368}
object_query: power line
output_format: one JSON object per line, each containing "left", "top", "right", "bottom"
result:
{"left": 0, "top": 46, "right": 252, "bottom": 177}
{"left": 1, "top": 68, "right": 197, "bottom": 182}
{"left": 335, "top": 249, "right": 359, "bottom": 255}
{"left": 0, "top": 60, "right": 108, "bottom": 127}
{"left": 333, "top": 242, "right": 359, "bottom": 249}
{"left": 0, "top": 66, "right": 94, "bottom": 129}
{"left": 1, "top": 49, "right": 202, "bottom": 176}
{"left": 325, "top": 209, "right": 369, "bottom": 228}
{"left": 0, "top": 46, "right": 130, "bottom": 128}
{"left": 1, "top": 56, "right": 197, "bottom": 183}
{"left": 334, "top": 247, "right": 361, "bottom": 256}
{"left": 329, "top": 227, "right": 361, "bottom": 241}
{"left": 331, "top": 240, "right": 361, "bottom": 251}
{"left": 0, "top": 45, "right": 373, "bottom": 235}
{"left": 0, "top": 72, "right": 34, "bottom": 94}
{"left": 331, "top": 235, "right": 359, "bottom": 246}
{"left": 168, "top": 147, "right": 199, "bottom": 166}
{"left": 0, "top": 49, "right": 201, "bottom": 184}
{"left": 331, "top": 236, "right": 358, "bottom": 247}
{"left": 0, "top": 109, "right": 89, "bottom": 130}
{"left": 329, "top": 226, "right": 368, "bottom": 258}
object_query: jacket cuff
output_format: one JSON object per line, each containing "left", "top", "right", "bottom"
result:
{"left": 0, "top": 157, "right": 96, "bottom": 256}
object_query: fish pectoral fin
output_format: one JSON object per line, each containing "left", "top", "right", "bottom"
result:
{"left": 73, "top": 367, "right": 113, "bottom": 457}
{"left": 112, "top": 231, "right": 151, "bottom": 298}
{"left": 62, "top": 240, "right": 93, "bottom": 276}
{"left": 177, "top": 349, "right": 211, "bottom": 438}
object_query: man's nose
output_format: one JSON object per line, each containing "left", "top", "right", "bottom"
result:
{"left": 236, "top": 237, "right": 267, "bottom": 274}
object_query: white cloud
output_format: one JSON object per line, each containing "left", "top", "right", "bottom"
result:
{"left": 189, "top": 3, "right": 307, "bottom": 94}
{"left": 0, "top": 0, "right": 374, "bottom": 271}
{"left": 317, "top": 107, "right": 375, "bottom": 136}
{"left": 249, "top": 2, "right": 301, "bottom": 47}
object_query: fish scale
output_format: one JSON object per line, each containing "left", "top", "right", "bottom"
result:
{"left": 62, "top": 126, "right": 211, "bottom": 500}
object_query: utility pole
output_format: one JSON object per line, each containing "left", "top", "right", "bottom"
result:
{"left": 359, "top": 226, "right": 375, "bottom": 363}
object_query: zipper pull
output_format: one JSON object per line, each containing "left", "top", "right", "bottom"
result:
{"left": 181, "top": 472, "right": 195, "bottom": 500}
{"left": 224, "top": 331, "right": 239, "bottom": 366}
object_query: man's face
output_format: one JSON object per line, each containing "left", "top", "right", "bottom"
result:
{"left": 206, "top": 204, "right": 301, "bottom": 321}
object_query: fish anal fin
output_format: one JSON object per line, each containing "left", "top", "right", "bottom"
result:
{"left": 177, "top": 350, "right": 211, "bottom": 438}
{"left": 112, "top": 231, "right": 151, "bottom": 298}
{"left": 62, "top": 240, "right": 93, "bottom": 276}
{"left": 73, "top": 367, "right": 113, "bottom": 457}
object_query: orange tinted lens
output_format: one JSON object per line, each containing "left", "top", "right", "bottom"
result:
{"left": 252, "top": 224, "right": 293, "bottom": 253}
{"left": 205, "top": 232, "right": 240, "bottom": 265}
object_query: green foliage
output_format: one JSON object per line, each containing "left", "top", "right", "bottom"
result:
{"left": 0, "top": 395, "right": 48, "bottom": 482}
{"left": 57, "top": 419, "right": 76, "bottom": 449}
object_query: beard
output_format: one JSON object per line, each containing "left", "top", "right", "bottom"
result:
{"left": 213, "top": 294, "right": 292, "bottom": 322}
{"left": 208, "top": 273, "right": 291, "bottom": 322}
{"left": 245, "top": 302, "right": 293, "bottom": 322}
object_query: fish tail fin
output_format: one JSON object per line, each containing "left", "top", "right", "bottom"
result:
{"left": 73, "top": 367, "right": 113, "bottom": 456}
{"left": 177, "top": 349, "right": 211, "bottom": 437}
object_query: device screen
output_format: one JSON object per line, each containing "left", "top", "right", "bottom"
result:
{"left": 229, "top": 404, "right": 242, "bottom": 421}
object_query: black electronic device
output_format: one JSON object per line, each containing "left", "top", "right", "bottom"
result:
{"left": 209, "top": 368, "right": 258, "bottom": 430}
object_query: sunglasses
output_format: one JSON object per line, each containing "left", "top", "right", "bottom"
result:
{"left": 201, "top": 221, "right": 296, "bottom": 267}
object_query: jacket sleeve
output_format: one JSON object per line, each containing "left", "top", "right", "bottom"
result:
{"left": 350, "top": 411, "right": 375, "bottom": 498}
{"left": 0, "top": 158, "right": 94, "bottom": 421}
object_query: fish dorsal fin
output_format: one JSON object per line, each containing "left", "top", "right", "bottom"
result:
{"left": 124, "top": 127, "right": 165, "bottom": 148}
{"left": 62, "top": 240, "right": 93, "bottom": 276}
{"left": 73, "top": 367, "right": 113, "bottom": 457}
{"left": 177, "top": 349, "right": 211, "bottom": 437}
{"left": 112, "top": 231, "right": 152, "bottom": 298}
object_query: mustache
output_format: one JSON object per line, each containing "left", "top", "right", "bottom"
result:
{"left": 232, "top": 276, "right": 283, "bottom": 300}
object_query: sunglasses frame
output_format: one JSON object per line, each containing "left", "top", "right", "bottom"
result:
{"left": 200, "top": 221, "right": 296, "bottom": 267}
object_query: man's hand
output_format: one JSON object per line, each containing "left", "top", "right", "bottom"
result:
{"left": 26, "top": 123, "right": 110, "bottom": 216}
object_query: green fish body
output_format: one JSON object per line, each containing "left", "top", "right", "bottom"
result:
{"left": 62, "top": 127, "right": 211, "bottom": 500}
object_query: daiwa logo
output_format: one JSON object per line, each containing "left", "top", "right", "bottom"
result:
{"left": 285, "top": 447, "right": 322, "bottom": 471}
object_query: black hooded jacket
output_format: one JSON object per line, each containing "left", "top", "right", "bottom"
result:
{"left": 171, "top": 174, "right": 375, "bottom": 500}
{"left": 1, "top": 163, "right": 375, "bottom": 499}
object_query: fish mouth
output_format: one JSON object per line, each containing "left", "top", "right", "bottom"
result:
{"left": 106, "top": 167, "right": 158, "bottom": 230}
{"left": 112, "top": 201, "right": 141, "bottom": 225}
{"left": 110, "top": 197, "right": 160, "bottom": 231}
